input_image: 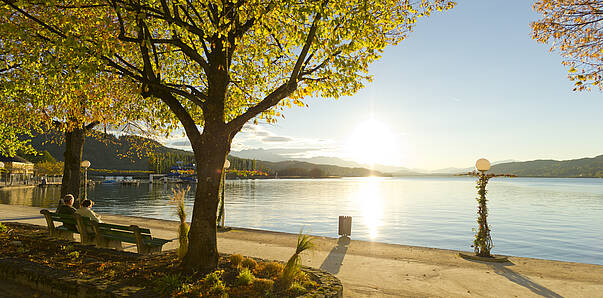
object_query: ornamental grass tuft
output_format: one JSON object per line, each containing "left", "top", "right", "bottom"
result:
{"left": 170, "top": 187, "right": 190, "bottom": 260}
{"left": 279, "top": 229, "right": 314, "bottom": 290}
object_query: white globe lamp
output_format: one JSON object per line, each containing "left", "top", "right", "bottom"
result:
{"left": 475, "top": 158, "right": 491, "bottom": 172}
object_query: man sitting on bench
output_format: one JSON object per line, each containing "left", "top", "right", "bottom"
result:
{"left": 56, "top": 194, "right": 77, "bottom": 230}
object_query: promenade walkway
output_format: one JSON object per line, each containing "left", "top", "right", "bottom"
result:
{"left": 1, "top": 204, "right": 602, "bottom": 297}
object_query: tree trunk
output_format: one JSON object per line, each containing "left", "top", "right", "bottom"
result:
{"left": 60, "top": 127, "right": 85, "bottom": 206}
{"left": 182, "top": 127, "right": 230, "bottom": 272}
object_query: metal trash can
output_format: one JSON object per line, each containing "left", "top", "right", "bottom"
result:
{"left": 338, "top": 216, "right": 352, "bottom": 237}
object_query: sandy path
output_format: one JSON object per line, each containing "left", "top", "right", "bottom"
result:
{"left": 1, "top": 204, "right": 601, "bottom": 297}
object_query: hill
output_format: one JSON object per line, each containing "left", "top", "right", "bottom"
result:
{"left": 28, "top": 132, "right": 385, "bottom": 177}
{"left": 242, "top": 159, "right": 388, "bottom": 177}
{"left": 490, "top": 155, "right": 603, "bottom": 178}
{"left": 28, "top": 132, "right": 194, "bottom": 173}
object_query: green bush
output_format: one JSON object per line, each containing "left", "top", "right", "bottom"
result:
{"left": 153, "top": 273, "right": 184, "bottom": 296}
{"left": 202, "top": 270, "right": 228, "bottom": 297}
{"left": 236, "top": 267, "right": 255, "bottom": 286}
{"left": 0, "top": 222, "right": 8, "bottom": 233}
{"left": 288, "top": 281, "right": 307, "bottom": 296}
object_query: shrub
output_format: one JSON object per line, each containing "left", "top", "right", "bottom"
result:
{"left": 288, "top": 281, "right": 307, "bottom": 296}
{"left": 0, "top": 222, "right": 8, "bottom": 233}
{"left": 241, "top": 257, "right": 258, "bottom": 270}
{"left": 252, "top": 278, "right": 275, "bottom": 295}
{"left": 202, "top": 270, "right": 228, "bottom": 297}
{"left": 236, "top": 267, "right": 255, "bottom": 286}
{"left": 229, "top": 254, "right": 244, "bottom": 268}
{"left": 153, "top": 273, "right": 184, "bottom": 296}
{"left": 254, "top": 261, "right": 284, "bottom": 279}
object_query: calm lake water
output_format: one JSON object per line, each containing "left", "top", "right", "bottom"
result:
{"left": 1, "top": 177, "right": 602, "bottom": 265}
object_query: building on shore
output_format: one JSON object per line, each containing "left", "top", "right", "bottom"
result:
{"left": 0, "top": 155, "right": 35, "bottom": 186}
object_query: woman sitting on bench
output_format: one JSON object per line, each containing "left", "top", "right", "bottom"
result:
{"left": 76, "top": 199, "right": 102, "bottom": 223}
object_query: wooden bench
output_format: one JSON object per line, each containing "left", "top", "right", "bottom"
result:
{"left": 39, "top": 209, "right": 78, "bottom": 241}
{"left": 89, "top": 220, "right": 171, "bottom": 254}
{"left": 40, "top": 209, "right": 170, "bottom": 254}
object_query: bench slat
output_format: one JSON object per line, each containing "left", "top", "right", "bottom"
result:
{"left": 97, "top": 222, "right": 151, "bottom": 234}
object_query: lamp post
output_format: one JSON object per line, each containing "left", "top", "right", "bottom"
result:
{"left": 218, "top": 159, "right": 230, "bottom": 229}
{"left": 474, "top": 158, "right": 493, "bottom": 257}
{"left": 81, "top": 160, "right": 91, "bottom": 201}
{"left": 0, "top": 161, "right": 4, "bottom": 186}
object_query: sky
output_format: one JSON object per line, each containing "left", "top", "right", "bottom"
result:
{"left": 168, "top": 0, "right": 603, "bottom": 171}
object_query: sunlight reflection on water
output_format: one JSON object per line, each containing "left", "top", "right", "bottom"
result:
{"left": 1, "top": 177, "right": 601, "bottom": 265}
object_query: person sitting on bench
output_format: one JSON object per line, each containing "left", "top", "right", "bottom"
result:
{"left": 56, "top": 194, "right": 76, "bottom": 215}
{"left": 56, "top": 194, "right": 77, "bottom": 230}
{"left": 76, "top": 199, "right": 102, "bottom": 223}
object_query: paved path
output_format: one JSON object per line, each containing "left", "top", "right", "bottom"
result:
{"left": 1, "top": 204, "right": 602, "bottom": 297}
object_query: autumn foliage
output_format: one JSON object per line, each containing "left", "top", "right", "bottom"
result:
{"left": 532, "top": 0, "right": 603, "bottom": 91}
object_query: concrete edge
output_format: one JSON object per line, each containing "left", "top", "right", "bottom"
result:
{"left": 0, "top": 258, "right": 131, "bottom": 298}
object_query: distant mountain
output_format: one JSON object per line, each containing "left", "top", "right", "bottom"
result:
{"left": 251, "top": 160, "right": 388, "bottom": 177}
{"left": 28, "top": 133, "right": 386, "bottom": 177}
{"left": 490, "top": 155, "right": 603, "bottom": 178}
{"left": 231, "top": 148, "right": 416, "bottom": 174}
{"left": 425, "top": 160, "right": 519, "bottom": 175}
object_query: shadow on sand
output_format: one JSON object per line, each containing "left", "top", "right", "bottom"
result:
{"left": 490, "top": 262, "right": 563, "bottom": 298}
{"left": 319, "top": 236, "right": 350, "bottom": 274}
{"left": 460, "top": 256, "right": 563, "bottom": 297}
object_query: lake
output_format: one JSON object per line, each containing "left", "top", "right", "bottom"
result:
{"left": 1, "top": 177, "right": 601, "bottom": 265}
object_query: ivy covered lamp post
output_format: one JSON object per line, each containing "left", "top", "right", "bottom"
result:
{"left": 460, "top": 158, "right": 514, "bottom": 262}
{"left": 474, "top": 158, "right": 493, "bottom": 257}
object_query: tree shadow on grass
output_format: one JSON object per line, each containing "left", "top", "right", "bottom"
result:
{"left": 319, "top": 236, "right": 350, "bottom": 274}
{"left": 490, "top": 263, "right": 563, "bottom": 298}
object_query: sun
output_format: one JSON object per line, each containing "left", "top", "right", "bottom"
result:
{"left": 345, "top": 119, "right": 403, "bottom": 167}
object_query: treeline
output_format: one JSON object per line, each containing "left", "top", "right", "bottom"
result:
{"left": 242, "top": 159, "right": 388, "bottom": 177}
{"left": 149, "top": 151, "right": 195, "bottom": 173}
{"left": 491, "top": 155, "right": 603, "bottom": 178}
{"left": 26, "top": 131, "right": 386, "bottom": 177}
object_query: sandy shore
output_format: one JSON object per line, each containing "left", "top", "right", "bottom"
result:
{"left": 1, "top": 204, "right": 602, "bottom": 297}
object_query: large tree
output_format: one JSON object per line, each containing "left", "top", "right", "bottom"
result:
{"left": 0, "top": 4, "right": 172, "bottom": 200}
{"left": 2, "top": 0, "right": 454, "bottom": 271}
{"left": 532, "top": 0, "right": 603, "bottom": 91}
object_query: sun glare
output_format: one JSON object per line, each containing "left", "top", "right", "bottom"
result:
{"left": 346, "top": 119, "right": 403, "bottom": 167}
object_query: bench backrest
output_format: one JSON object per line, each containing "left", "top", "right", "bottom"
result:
{"left": 40, "top": 210, "right": 78, "bottom": 235}
{"left": 93, "top": 222, "right": 152, "bottom": 241}
{"left": 43, "top": 210, "right": 76, "bottom": 224}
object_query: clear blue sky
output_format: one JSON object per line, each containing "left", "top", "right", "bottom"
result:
{"left": 170, "top": 0, "right": 603, "bottom": 170}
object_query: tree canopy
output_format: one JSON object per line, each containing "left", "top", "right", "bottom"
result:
{"left": 2, "top": 0, "right": 455, "bottom": 271}
{"left": 0, "top": 2, "right": 175, "bottom": 155}
{"left": 532, "top": 0, "right": 603, "bottom": 91}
